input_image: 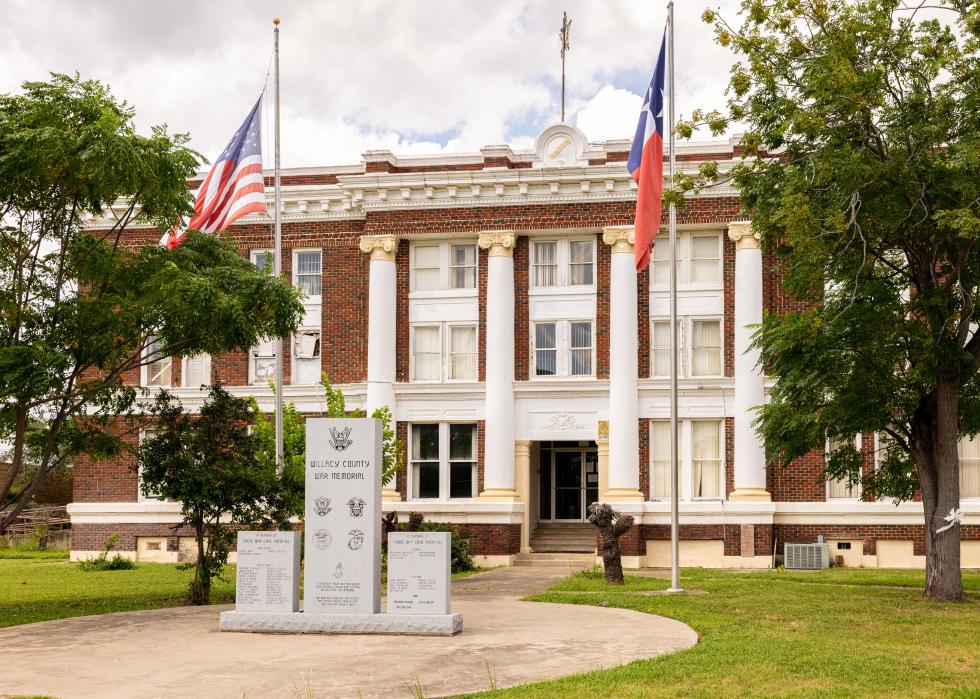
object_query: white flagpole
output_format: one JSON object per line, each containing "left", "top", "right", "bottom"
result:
{"left": 273, "top": 17, "right": 284, "bottom": 474}
{"left": 666, "top": 0, "right": 683, "bottom": 594}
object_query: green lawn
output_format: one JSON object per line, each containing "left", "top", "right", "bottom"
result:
{"left": 466, "top": 568, "right": 980, "bottom": 699}
{"left": 0, "top": 558, "right": 235, "bottom": 628}
{"left": 0, "top": 558, "right": 484, "bottom": 629}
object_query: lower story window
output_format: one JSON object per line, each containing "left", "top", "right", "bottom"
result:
{"left": 410, "top": 423, "right": 477, "bottom": 499}
{"left": 650, "top": 419, "right": 724, "bottom": 500}
{"left": 250, "top": 338, "right": 277, "bottom": 384}
{"left": 959, "top": 435, "right": 980, "bottom": 498}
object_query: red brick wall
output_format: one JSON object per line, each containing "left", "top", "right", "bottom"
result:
{"left": 723, "top": 231, "right": 736, "bottom": 377}
{"left": 395, "top": 239, "right": 410, "bottom": 383}
{"left": 637, "top": 265, "right": 650, "bottom": 379}
{"left": 725, "top": 417, "right": 735, "bottom": 498}
{"left": 514, "top": 236, "right": 530, "bottom": 380}
{"left": 72, "top": 418, "right": 140, "bottom": 503}
{"left": 455, "top": 523, "right": 521, "bottom": 556}
{"left": 638, "top": 419, "right": 650, "bottom": 496}
{"left": 596, "top": 236, "right": 611, "bottom": 379}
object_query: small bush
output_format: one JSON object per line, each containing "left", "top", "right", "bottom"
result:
{"left": 79, "top": 533, "right": 136, "bottom": 572}
{"left": 416, "top": 521, "right": 475, "bottom": 574}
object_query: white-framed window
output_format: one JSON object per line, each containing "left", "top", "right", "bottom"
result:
{"left": 448, "top": 325, "right": 478, "bottom": 380}
{"left": 181, "top": 354, "right": 211, "bottom": 388}
{"left": 651, "top": 231, "right": 723, "bottom": 287}
{"left": 530, "top": 238, "right": 596, "bottom": 288}
{"left": 251, "top": 249, "right": 272, "bottom": 272}
{"left": 650, "top": 420, "right": 672, "bottom": 499}
{"left": 410, "top": 241, "right": 479, "bottom": 292}
{"left": 292, "top": 329, "right": 321, "bottom": 384}
{"left": 249, "top": 337, "right": 278, "bottom": 385}
{"left": 649, "top": 418, "right": 725, "bottom": 500}
{"left": 293, "top": 249, "right": 322, "bottom": 297}
{"left": 959, "top": 435, "right": 980, "bottom": 498}
{"left": 450, "top": 244, "right": 477, "bottom": 289}
{"left": 692, "top": 421, "right": 722, "bottom": 499}
{"left": 532, "top": 320, "right": 595, "bottom": 378}
{"left": 409, "top": 423, "right": 477, "bottom": 500}
{"left": 138, "top": 427, "right": 162, "bottom": 502}
{"left": 650, "top": 317, "right": 722, "bottom": 378}
{"left": 142, "top": 335, "right": 172, "bottom": 387}
{"left": 827, "top": 435, "right": 862, "bottom": 500}
{"left": 410, "top": 323, "right": 478, "bottom": 382}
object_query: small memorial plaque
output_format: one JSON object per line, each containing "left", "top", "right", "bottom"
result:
{"left": 234, "top": 531, "right": 300, "bottom": 613}
{"left": 304, "top": 418, "right": 382, "bottom": 615}
{"left": 387, "top": 532, "right": 451, "bottom": 616}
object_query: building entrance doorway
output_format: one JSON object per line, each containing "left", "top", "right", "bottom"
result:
{"left": 537, "top": 441, "right": 599, "bottom": 522}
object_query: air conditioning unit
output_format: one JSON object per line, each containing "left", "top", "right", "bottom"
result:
{"left": 785, "top": 543, "right": 830, "bottom": 570}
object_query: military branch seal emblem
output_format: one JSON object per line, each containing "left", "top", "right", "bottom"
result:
{"left": 313, "top": 529, "right": 333, "bottom": 550}
{"left": 347, "top": 529, "right": 365, "bottom": 551}
{"left": 328, "top": 426, "right": 353, "bottom": 452}
{"left": 314, "top": 496, "right": 332, "bottom": 517}
{"left": 347, "top": 497, "right": 366, "bottom": 517}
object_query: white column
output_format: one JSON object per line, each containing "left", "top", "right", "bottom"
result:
{"left": 728, "top": 222, "right": 771, "bottom": 501}
{"left": 477, "top": 230, "right": 519, "bottom": 501}
{"left": 359, "top": 234, "right": 400, "bottom": 501}
{"left": 602, "top": 226, "right": 643, "bottom": 501}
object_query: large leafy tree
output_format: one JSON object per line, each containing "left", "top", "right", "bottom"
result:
{"left": 680, "top": 1, "right": 980, "bottom": 601}
{"left": 0, "top": 74, "right": 304, "bottom": 531}
{"left": 138, "top": 386, "right": 294, "bottom": 604}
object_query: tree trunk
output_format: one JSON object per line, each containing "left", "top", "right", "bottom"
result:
{"left": 188, "top": 520, "right": 210, "bottom": 605}
{"left": 914, "top": 377, "right": 965, "bottom": 602}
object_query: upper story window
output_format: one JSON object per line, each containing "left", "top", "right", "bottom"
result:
{"left": 533, "top": 320, "right": 594, "bottom": 378}
{"left": 827, "top": 436, "right": 861, "bottom": 500}
{"left": 294, "top": 250, "right": 322, "bottom": 297}
{"left": 292, "top": 330, "right": 321, "bottom": 384}
{"left": 651, "top": 232, "right": 722, "bottom": 287}
{"left": 251, "top": 249, "right": 272, "bottom": 272}
{"left": 182, "top": 354, "right": 211, "bottom": 388}
{"left": 250, "top": 338, "right": 277, "bottom": 385}
{"left": 531, "top": 238, "right": 595, "bottom": 289}
{"left": 143, "top": 335, "right": 172, "bottom": 387}
{"left": 411, "top": 323, "right": 478, "bottom": 382}
{"left": 411, "top": 242, "right": 478, "bottom": 292}
{"left": 651, "top": 318, "right": 723, "bottom": 378}
{"left": 959, "top": 435, "right": 980, "bottom": 498}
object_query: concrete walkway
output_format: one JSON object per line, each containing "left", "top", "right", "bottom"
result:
{"left": 0, "top": 566, "right": 697, "bottom": 699}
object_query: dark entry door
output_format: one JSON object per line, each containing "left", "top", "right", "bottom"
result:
{"left": 554, "top": 450, "right": 584, "bottom": 521}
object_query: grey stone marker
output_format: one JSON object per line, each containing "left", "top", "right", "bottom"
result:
{"left": 304, "top": 418, "right": 382, "bottom": 615}
{"left": 387, "top": 532, "right": 451, "bottom": 616}
{"left": 233, "top": 531, "right": 300, "bottom": 613}
{"left": 220, "top": 417, "right": 462, "bottom": 635}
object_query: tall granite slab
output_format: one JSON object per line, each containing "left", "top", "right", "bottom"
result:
{"left": 234, "top": 531, "right": 300, "bottom": 613}
{"left": 303, "top": 418, "right": 382, "bottom": 615}
{"left": 387, "top": 532, "right": 451, "bottom": 615}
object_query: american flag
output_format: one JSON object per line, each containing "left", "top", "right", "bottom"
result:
{"left": 162, "top": 98, "right": 267, "bottom": 248}
{"left": 190, "top": 98, "right": 268, "bottom": 233}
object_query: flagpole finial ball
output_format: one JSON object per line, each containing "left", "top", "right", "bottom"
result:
{"left": 273, "top": 17, "right": 280, "bottom": 25}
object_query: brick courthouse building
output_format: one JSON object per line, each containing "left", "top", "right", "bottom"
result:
{"left": 69, "top": 123, "right": 980, "bottom": 568}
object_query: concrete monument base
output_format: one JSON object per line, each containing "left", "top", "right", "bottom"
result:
{"left": 219, "top": 610, "right": 463, "bottom": 636}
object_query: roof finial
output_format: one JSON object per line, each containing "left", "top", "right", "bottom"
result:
{"left": 560, "top": 11, "right": 572, "bottom": 122}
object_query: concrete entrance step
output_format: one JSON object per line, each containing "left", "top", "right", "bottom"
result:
{"left": 530, "top": 523, "right": 597, "bottom": 553}
{"left": 514, "top": 552, "right": 595, "bottom": 568}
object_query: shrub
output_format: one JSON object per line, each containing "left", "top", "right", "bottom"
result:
{"left": 416, "top": 521, "right": 475, "bottom": 574}
{"left": 79, "top": 533, "right": 136, "bottom": 572}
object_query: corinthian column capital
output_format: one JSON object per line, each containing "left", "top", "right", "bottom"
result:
{"left": 602, "top": 225, "right": 635, "bottom": 253}
{"left": 477, "top": 230, "right": 517, "bottom": 257}
{"left": 358, "top": 234, "right": 398, "bottom": 262}
{"left": 728, "top": 221, "right": 761, "bottom": 250}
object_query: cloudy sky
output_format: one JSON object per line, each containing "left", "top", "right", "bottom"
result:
{"left": 0, "top": 1, "right": 744, "bottom": 169}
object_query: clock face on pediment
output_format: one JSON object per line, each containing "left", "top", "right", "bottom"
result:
{"left": 534, "top": 123, "right": 587, "bottom": 167}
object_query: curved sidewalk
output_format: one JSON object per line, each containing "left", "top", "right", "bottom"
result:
{"left": 0, "top": 566, "right": 697, "bottom": 698}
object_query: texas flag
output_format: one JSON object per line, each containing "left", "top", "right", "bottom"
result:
{"left": 627, "top": 30, "right": 667, "bottom": 272}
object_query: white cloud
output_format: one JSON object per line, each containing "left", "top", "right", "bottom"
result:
{"left": 0, "top": 0, "right": 746, "bottom": 167}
